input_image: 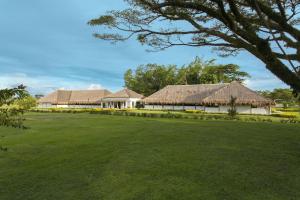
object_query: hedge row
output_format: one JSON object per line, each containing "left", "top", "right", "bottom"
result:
{"left": 271, "top": 112, "right": 298, "bottom": 118}
{"left": 30, "top": 108, "right": 300, "bottom": 124}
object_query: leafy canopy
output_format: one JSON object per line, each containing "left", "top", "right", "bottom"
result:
{"left": 124, "top": 57, "right": 250, "bottom": 96}
{"left": 0, "top": 85, "right": 30, "bottom": 128}
{"left": 258, "top": 88, "right": 297, "bottom": 103}
{"left": 89, "top": 0, "right": 300, "bottom": 93}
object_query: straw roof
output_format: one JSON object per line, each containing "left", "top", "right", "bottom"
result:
{"left": 38, "top": 89, "right": 112, "bottom": 105}
{"left": 142, "top": 81, "right": 274, "bottom": 106}
{"left": 102, "top": 88, "right": 144, "bottom": 99}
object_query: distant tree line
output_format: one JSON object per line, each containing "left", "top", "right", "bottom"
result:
{"left": 258, "top": 88, "right": 298, "bottom": 106}
{"left": 124, "top": 57, "right": 250, "bottom": 96}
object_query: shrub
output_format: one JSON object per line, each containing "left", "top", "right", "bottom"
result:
{"left": 185, "top": 110, "right": 205, "bottom": 114}
{"left": 0, "top": 106, "right": 25, "bottom": 128}
{"left": 271, "top": 112, "right": 297, "bottom": 118}
{"left": 228, "top": 96, "right": 237, "bottom": 118}
{"left": 14, "top": 96, "right": 37, "bottom": 110}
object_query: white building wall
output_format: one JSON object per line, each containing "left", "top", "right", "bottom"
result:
{"left": 183, "top": 106, "right": 197, "bottom": 110}
{"left": 102, "top": 98, "right": 141, "bottom": 109}
{"left": 162, "top": 105, "right": 174, "bottom": 110}
{"left": 204, "top": 107, "right": 220, "bottom": 113}
{"left": 219, "top": 106, "right": 230, "bottom": 113}
{"left": 196, "top": 106, "right": 205, "bottom": 111}
{"left": 153, "top": 105, "right": 163, "bottom": 110}
{"left": 144, "top": 104, "right": 271, "bottom": 115}
{"left": 144, "top": 105, "right": 154, "bottom": 109}
{"left": 56, "top": 105, "right": 69, "bottom": 108}
{"left": 236, "top": 106, "right": 252, "bottom": 114}
{"left": 173, "top": 106, "right": 184, "bottom": 110}
{"left": 251, "top": 107, "right": 270, "bottom": 115}
{"left": 38, "top": 103, "right": 54, "bottom": 108}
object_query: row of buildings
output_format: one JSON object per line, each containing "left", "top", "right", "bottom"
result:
{"left": 38, "top": 81, "right": 274, "bottom": 115}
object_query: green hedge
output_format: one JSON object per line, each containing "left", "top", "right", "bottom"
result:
{"left": 30, "top": 108, "right": 300, "bottom": 124}
{"left": 271, "top": 113, "right": 298, "bottom": 118}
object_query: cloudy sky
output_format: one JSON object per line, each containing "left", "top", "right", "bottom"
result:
{"left": 0, "top": 0, "right": 288, "bottom": 95}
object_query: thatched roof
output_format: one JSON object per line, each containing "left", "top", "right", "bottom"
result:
{"left": 38, "top": 89, "right": 112, "bottom": 105}
{"left": 142, "top": 81, "right": 274, "bottom": 106}
{"left": 103, "top": 88, "right": 144, "bottom": 99}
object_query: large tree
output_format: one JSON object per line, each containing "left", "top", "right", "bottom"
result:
{"left": 89, "top": 0, "right": 300, "bottom": 94}
{"left": 124, "top": 58, "right": 249, "bottom": 96}
{"left": 258, "top": 88, "right": 296, "bottom": 102}
{"left": 125, "top": 63, "right": 177, "bottom": 96}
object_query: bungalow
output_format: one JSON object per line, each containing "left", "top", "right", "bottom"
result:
{"left": 142, "top": 81, "right": 274, "bottom": 115}
{"left": 38, "top": 89, "right": 112, "bottom": 108}
{"left": 101, "top": 88, "right": 144, "bottom": 109}
{"left": 38, "top": 88, "right": 144, "bottom": 109}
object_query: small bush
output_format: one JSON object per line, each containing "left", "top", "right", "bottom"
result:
{"left": 185, "top": 110, "right": 205, "bottom": 114}
{"left": 0, "top": 106, "right": 25, "bottom": 128}
{"left": 271, "top": 113, "right": 297, "bottom": 118}
{"left": 30, "top": 107, "right": 300, "bottom": 124}
{"left": 228, "top": 96, "right": 237, "bottom": 118}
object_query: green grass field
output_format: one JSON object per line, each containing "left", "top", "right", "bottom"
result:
{"left": 1, "top": 113, "right": 300, "bottom": 200}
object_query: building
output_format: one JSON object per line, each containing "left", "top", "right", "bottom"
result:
{"left": 38, "top": 88, "right": 144, "bottom": 109}
{"left": 38, "top": 89, "right": 112, "bottom": 108}
{"left": 102, "top": 88, "right": 144, "bottom": 109}
{"left": 142, "top": 81, "right": 274, "bottom": 115}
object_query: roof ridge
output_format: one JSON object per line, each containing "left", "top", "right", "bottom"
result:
{"left": 166, "top": 83, "right": 230, "bottom": 87}
{"left": 231, "top": 81, "right": 271, "bottom": 101}
{"left": 124, "top": 88, "right": 131, "bottom": 98}
{"left": 57, "top": 89, "right": 108, "bottom": 92}
{"left": 201, "top": 83, "right": 230, "bottom": 102}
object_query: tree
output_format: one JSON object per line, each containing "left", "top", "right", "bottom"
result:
{"left": 176, "top": 57, "right": 206, "bottom": 84}
{"left": 14, "top": 96, "right": 37, "bottom": 110}
{"left": 176, "top": 57, "right": 250, "bottom": 84}
{"left": 228, "top": 96, "right": 237, "bottom": 118}
{"left": 205, "top": 64, "right": 250, "bottom": 83}
{"left": 124, "top": 57, "right": 250, "bottom": 96}
{"left": 124, "top": 64, "right": 177, "bottom": 96}
{"left": 258, "top": 88, "right": 296, "bottom": 104}
{"left": 88, "top": 0, "right": 300, "bottom": 94}
{"left": 0, "top": 85, "right": 29, "bottom": 128}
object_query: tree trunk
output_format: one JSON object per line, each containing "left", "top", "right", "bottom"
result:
{"left": 257, "top": 40, "right": 300, "bottom": 92}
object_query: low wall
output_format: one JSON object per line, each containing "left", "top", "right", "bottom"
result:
{"left": 144, "top": 104, "right": 271, "bottom": 115}
{"left": 38, "top": 104, "right": 102, "bottom": 109}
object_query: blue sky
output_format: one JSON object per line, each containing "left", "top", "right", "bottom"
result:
{"left": 0, "top": 0, "right": 288, "bottom": 95}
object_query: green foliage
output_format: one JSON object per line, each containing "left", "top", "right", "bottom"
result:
{"left": 185, "top": 110, "right": 205, "bottom": 114}
{"left": 124, "top": 57, "right": 250, "bottom": 96}
{"left": 14, "top": 96, "right": 37, "bottom": 110}
{"left": 88, "top": 0, "right": 300, "bottom": 94}
{"left": 274, "top": 107, "right": 300, "bottom": 112}
{"left": 31, "top": 108, "right": 300, "bottom": 124}
{"left": 228, "top": 96, "right": 237, "bottom": 118}
{"left": 271, "top": 112, "right": 298, "bottom": 119}
{"left": 0, "top": 106, "right": 25, "bottom": 128}
{"left": 0, "top": 85, "right": 28, "bottom": 106}
{"left": 258, "top": 88, "right": 295, "bottom": 102}
{"left": 124, "top": 63, "right": 177, "bottom": 96}
{"left": 0, "top": 85, "right": 29, "bottom": 128}
{"left": 258, "top": 88, "right": 300, "bottom": 108}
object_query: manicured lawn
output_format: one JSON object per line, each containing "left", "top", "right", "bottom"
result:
{"left": 0, "top": 113, "right": 300, "bottom": 200}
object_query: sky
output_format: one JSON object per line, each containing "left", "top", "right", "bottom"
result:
{"left": 0, "top": 0, "right": 288, "bottom": 95}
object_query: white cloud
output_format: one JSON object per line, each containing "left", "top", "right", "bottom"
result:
{"left": 0, "top": 73, "right": 107, "bottom": 95}
{"left": 87, "top": 84, "right": 103, "bottom": 90}
{"left": 244, "top": 77, "right": 288, "bottom": 91}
